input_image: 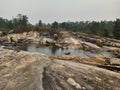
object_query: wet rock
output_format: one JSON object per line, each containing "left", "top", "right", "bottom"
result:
{"left": 40, "top": 37, "right": 54, "bottom": 44}
{"left": 64, "top": 52, "right": 71, "bottom": 55}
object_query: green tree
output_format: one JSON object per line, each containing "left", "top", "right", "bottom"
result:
{"left": 60, "top": 22, "right": 66, "bottom": 28}
{"left": 113, "top": 19, "right": 120, "bottom": 39}
{"left": 103, "top": 29, "right": 109, "bottom": 37}
{"left": 0, "top": 18, "right": 7, "bottom": 28}
{"left": 91, "top": 22, "right": 99, "bottom": 35}
{"left": 52, "top": 21, "right": 58, "bottom": 30}
{"left": 38, "top": 20, "right": 43, "bottom": 27}
{"left": 12, "top": 14, "right": 28, "bottom": 32}
{"left": 7, "top": 20, "right": 14, "bottom": 29}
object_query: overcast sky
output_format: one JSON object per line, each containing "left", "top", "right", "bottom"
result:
{"left": 0, "top": 0, "right": 120, "bottom": 24}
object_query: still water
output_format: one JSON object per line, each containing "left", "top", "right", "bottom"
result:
{"left": 19, "top": 44, "right": 88, "bottom": 56}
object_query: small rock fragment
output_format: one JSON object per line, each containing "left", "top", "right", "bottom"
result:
{"left": 67, "top": 78, "right": 81, "bottom": 89}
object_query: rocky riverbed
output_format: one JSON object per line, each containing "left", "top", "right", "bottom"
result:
{"left": 0, "top": 31, "right": 120, "bottom": 90}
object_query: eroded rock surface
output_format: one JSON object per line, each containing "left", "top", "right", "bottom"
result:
{"left": 43, "top": 60, "right": 120, "bottom": 90}
{"left": 0, "top": 48, "right": 120, "bottom": 90}
{"left": 0, "top": 48, "right": 50, "bottom": 90}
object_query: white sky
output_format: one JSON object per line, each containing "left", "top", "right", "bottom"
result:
{"left": 0, "top": 0, "right": 120, "bottom": 24}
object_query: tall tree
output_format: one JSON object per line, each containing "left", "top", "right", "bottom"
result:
{"left": 113, "top": 19, "right": 120, "bottom": 39}
{"left": 12, "top": 14, "right": 28, "bottom": 32}
{"left": 103, "top": 29, "right": 109, "bottom": 37}
{"left": 52, "top": 21, "right": 58, "bottom": 30}
{"left": 7, "top": 20, "right": 14, "bottom": 29}
{"left": 38, "top": 20, "right": 43, "bottom": 27}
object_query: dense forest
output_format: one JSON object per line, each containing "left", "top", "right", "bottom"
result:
{"left": 0, "top": 14, "right": 120, "bottom": 39}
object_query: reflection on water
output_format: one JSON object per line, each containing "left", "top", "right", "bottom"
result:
{"left": 19, "top": 44, "right": 88, "bottom": 56}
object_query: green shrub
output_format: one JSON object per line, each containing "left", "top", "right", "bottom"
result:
{"left": 0, "top": 28, "right": 9, "bottom": 35}
{"left": 96, "top": 42, "right": 103, "bottom": 47}
{"left": 53, "top": 34, "right": 58, "bottom": 40}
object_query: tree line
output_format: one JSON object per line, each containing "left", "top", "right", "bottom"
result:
{"left": 0, "top": 14, "right": 120, "bottom": 39}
